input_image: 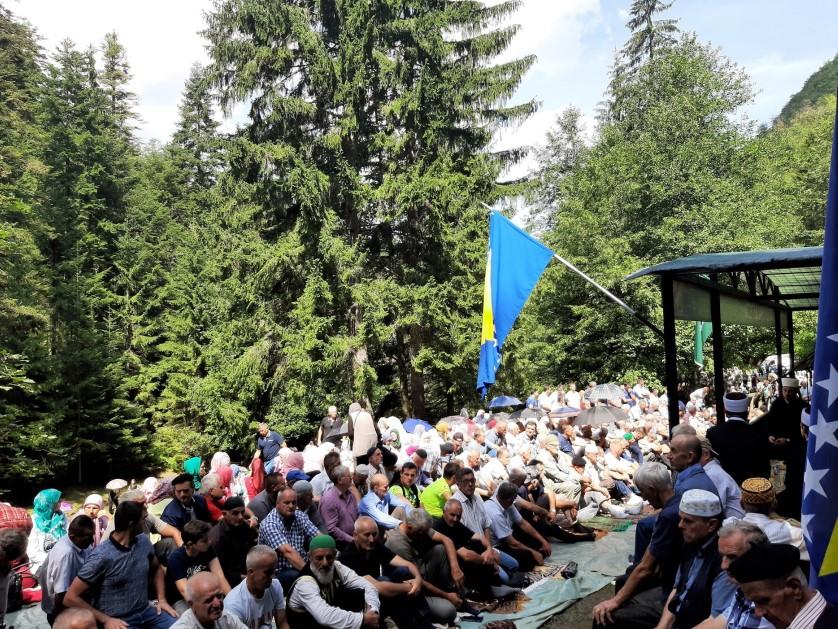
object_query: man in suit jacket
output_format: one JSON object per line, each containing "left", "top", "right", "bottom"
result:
{"left": 707, "top": 392, "right": 770, "bottom": 485}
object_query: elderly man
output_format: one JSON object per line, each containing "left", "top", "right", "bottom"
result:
{"left": 286, "top": 534, "right": 380, "bottom": 628}
{"left": 224, "top": 545, "right": 289, "bottom": 629}
{"left": 171, "top": 572, "right": 247, "bottom": 629}
{"left": 320, "top": 465, "right": 359, "bottom": 547}
{"left": 536, "top": 433, "right": 582, "bottom": 503}
{"left": 724, "top": 478, "right": 808, "bottom": 561}
{"left": 339, "top": 516, "right": 433, "bottom": 628}
{"left": 655, "top": 489, "right": 736, "bottom": 629}
{"left": 693, "top": 521, "right": 770, "bottom": 629}
{"left": 317, "top": 405, "right": 340, "bottom": 445}
{"left": 65, "top": 501, "right": 177, "bottom": 628}
{"left": 699, "top": 437, "right": 745, "bottom": 519}
{"left": 293, "top": 480, "right": 325, "bottom": 533}
{"left": 248, "top": 473, "right": 285, "bottom": 523}
{"left": 256, "top": 422, "right": 285, "bottom": 474}
{"left": 359, "top": 474, "right": 410, "bottom": 530}
{"left": 208, "top": 497, "right": 257, "bottom": 587}
{"left": 311, "top": 451, "right": 340, "bottom": 501}
{"left": 385, "top": 509, "right": 467, "bottom": 625}
{"left": 162, "top": 473, "right": 213, "bottom": 531}
{"left": 485, "top": 482, "right": 552, "bottom": 573}
{"left": 258, "top": 488, "right": 320, "bottom": 589}
{"left": 728, "top": 543, "right": 838, "bottom": 628}
{"left": 593, "top": 462, "right": 683, "bottom": 628}
{"left": 41, "top": 515, "right": 95, "bottom": 623}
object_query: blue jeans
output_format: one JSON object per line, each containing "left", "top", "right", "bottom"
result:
{"left": 264, "top": 457, "right": 278, "bottom": 474}
{"left": 633, "top": 514, "right": 657, "bottom": 562}
{"left": 120, "top": 604, "right": 176, "bottom": 629}
{"left": 496, "top": 548, "right": 519, "bottom": 584}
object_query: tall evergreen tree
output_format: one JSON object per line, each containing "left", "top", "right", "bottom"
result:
{"left": 623, "top": 0, "right": 679, "bottom": 68}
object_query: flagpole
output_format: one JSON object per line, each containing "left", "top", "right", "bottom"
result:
{"left": 477, "top": 203, "right": 664, "bottom": 338}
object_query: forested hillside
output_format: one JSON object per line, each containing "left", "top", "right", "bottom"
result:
{"left": 778, "top": 53, "right": 838, "bottom": 125}
{"left": 0, "top": 1, "right": 834, "bottom": 494}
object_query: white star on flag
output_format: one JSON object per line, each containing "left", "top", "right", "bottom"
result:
{"left": 810, "top": 410, "right": 838, "bottom": 453}
{"left": 816, "top": 363, "right": 838, "bottom": 407}
{"left": 828, "top": 333, "right": 838, "bottom": 343}
{"left": 801, "top": 512, "right": 814, "bottom": 542}
{"left": 805, "top": 459, "right": 830, "bottom": 499}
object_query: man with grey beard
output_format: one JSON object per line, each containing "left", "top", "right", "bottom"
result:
{"left": 285, "top": 534, "right": 380, "bottom": 628}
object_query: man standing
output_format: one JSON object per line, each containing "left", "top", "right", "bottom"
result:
{"left": 256, "top": 423, "right": 285, "bottom": 474}
{"left": 208, "top": 497, "right": 257, "bottom": 588}
{"left": 258, "top": 488, "right": 320, "bottom": 589}
{"left": 319, "top": 465, "right": 359, "bottom": 547}
{"left": 655, "top": 489, "right": 736, "bottom": 629}
{"left": 316, "top": 406, "right": 339, "bottom": 446}
{"left": 707, "top": 393, "right": 770, "bottom": 485}
{"left": 729, "top": 544, "right": 838, "bottom": 628}
{"left": 162, "top": 473, "right": 213, "bottom": 531}
{"left": 339, "top": 516, "right": 432, "bottom": 628}
{"left": 286, "top": 534, "right": 380, "bottom": 628}
{"left": 41, "top": 515, "right": 95, "bottom": 624}
{"left": 65, "top": 501, "right": 178, "bottom": 628}
{"left": 247, "top": 474, "right": 284, "bottom": 523}
{"left": 224, "top": 546, "right": 289, "bottom": 629}
{"left": 171, "top": 572, "right": 247, "bottom": 629}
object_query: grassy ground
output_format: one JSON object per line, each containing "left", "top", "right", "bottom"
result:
{"left": 542, "top": 583, "right": 613, "bottom": 629}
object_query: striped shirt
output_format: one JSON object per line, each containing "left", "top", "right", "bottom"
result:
{"left": 788, "top": 590, "right": 827, "bottom": 629}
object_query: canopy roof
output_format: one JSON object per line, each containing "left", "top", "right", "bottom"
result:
{"left": 626, "top": 246, "right": 822, "bottom": 327}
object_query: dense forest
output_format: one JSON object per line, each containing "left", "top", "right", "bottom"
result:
{"left": 0, "top": 0, "right": 834, "bottom": 492}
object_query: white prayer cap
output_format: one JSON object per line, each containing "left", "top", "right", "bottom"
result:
{"left": 723, "top": 393, "right": 749, "bottom": 414}
{"left": 801, "top": 408, "right": 812, "bottom": 427}
{"left": 781, "top": 377, "right": 800, "bottom": 388}
{"left": 679, "top": 489, "right": 722, "bottom": 517}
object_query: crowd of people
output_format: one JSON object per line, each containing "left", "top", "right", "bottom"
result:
{"left": 0, "top": 375, "right": 832, "bottom": 629}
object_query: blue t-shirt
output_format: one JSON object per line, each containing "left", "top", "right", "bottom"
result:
{"left": 258, "top": 430, "right": 283, "bottom": 462}
{"left": 648, "top": 495, "right": 683, "bottom": 596}
{"left": 77, "top": 533, "right": 154, "bottom": 618}
{"left": 674, "top": 463, "right": 719, "bottom": 497}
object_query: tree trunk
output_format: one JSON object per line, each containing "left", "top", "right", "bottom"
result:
{"left": 408, "top": 325, "right": 426, "bottom": 419}
{"left": 349, "top": 303, "right": 371, "bottom": 408}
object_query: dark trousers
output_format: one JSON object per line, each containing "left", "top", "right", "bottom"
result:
{"left": 592, "top": 586, "right": 664, "bottom": 629}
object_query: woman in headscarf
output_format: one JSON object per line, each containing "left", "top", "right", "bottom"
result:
{"left": 244, "top": 456, "right": 264, "bottom": 498}
{"left": 27, "top": 488, "right": 67, "bottom": 571}
{"left": 209, "top": 451, "right": 231, "bottom": 474}
{"left": 183, "top": 456, "right": 205, "bottom": 489}
{"left": 72, "top": 494, "right": 109, "bottom": 547}
{"left": 279, "top": 451, "right": 305, "bottom": 477}
{"left": 216, "top": 465, "right": 234, "bottom": 498}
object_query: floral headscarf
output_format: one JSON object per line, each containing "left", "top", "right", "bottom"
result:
{"left": 33, "top": 488, "right": 66, "bottom": 540}
{"left": 183, "top": 456, "right": 203, "bottom": 489}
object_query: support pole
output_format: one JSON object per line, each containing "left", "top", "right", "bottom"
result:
{"left": 710, "top": 276, "right": 725, "bottom": 423}
{"left": 662, "top": 275, "right": 679, "bottom": 430}
{"left": 787, "top": 310, "right": 795, "bottom": 374}
{"left": 774, "top": 308, "right": 784, "bottom": 377}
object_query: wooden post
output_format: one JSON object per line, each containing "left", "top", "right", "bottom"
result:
{"left": 662, "top": 275, "right": 679, "bottom": 430}
{"left": 710, "top": 276, "right": 725, "bottom": 423}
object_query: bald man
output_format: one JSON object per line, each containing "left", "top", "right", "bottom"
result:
{"left": 171, "top": 572, "right": 246, "bottom": 629}
{"left": 52, "top": 608, "right": 96, "bottom": 629}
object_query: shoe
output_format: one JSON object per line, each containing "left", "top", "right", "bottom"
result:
{"left": 490, "top": 584, "right": 518, "bottom": 598}
{"left": 506, "top": 571, "right": 526, "bottom": 588}
{"left": 458, "top": 601, "right": 483, "bottom": 618}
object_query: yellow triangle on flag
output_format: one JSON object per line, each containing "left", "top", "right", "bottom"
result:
{"left": 820, "top": 516, "right": 838, "bottom": 577}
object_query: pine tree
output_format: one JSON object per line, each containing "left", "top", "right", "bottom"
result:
{"left": 623, "top": 0, "right": 679, "bottom": 68}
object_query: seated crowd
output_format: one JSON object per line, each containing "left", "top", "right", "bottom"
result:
{"left": 0, "top": 378, "right": 831, "bottom": 628}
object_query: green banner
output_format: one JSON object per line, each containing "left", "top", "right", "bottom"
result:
{"left": 694, "top": 321, "right": 712, "bottom": 366}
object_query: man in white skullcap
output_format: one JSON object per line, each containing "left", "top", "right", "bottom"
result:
{"left": 753, "top": 377, "right": 806, "bottom": 519}
{"left": 707, "top": 392, "right": 770, "bottom": 485}
{"left": 655, "top": 489, "right": 736, "bottom": 629}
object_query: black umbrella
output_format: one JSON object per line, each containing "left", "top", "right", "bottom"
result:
{"left": 509, "top": 408, "right": 542, "bottom": 421}
{"left": 574, "top": 405, "right": 629, "bottom": 426}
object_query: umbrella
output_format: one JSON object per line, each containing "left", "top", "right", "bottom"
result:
{"left": 588, "top": 383, "right": 625, "bottom": 403}
{"left": 574, "top": 405, "right": 629, "bottom": 426}
{"left": 488, "top": 395, "right": 523, "bottom": 409}
{"left": 549, "top": 406, "right": 581, "bottom": 417}
{"left": 403, "top": 418, "right": 433, "bottom": 434}
{"left": 509, "top": 408, "right": 542, "bottom": 421}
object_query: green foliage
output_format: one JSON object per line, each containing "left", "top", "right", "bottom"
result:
{"left": 778, "top": 53, "right": 838, "bottom": 126}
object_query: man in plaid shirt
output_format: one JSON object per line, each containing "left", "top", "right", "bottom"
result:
{"left": 258, "top": 488, "right": 319, "bottom": 590}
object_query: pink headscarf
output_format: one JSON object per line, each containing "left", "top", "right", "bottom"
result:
{"left": 279, "top": 452, "right": 304, "bottom": 476}
{"left": 217, "top": 465, "right": 234, "bottom": 497}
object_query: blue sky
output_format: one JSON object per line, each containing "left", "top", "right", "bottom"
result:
{"left": 13, "top": 0, "right": 838, "bottom": 175}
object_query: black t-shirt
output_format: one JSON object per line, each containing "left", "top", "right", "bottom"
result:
{"left": 433, "top": 518, "right": 477, "bottom": 548}
{"left": 165, "top": 547, "right": 216, "bottom": 602}
{"left": 338, "top": 541, "right": 395, "bottom": 578}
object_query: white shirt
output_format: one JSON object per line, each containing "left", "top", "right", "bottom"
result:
{"left": 224, "top": 579, "right": 284, "bottom": 629}
{"left": 565, "top": 391, "right": 581, "bottom": 409}
{"left": 723, "top": 512, "right": 809, "bottom": 561}
{"left": 287, "top": 561, "right": 379, "bottom": 629}
{"left": 538, "top": 392, "right": 551, "bottom": 409}
{"left": 171, "top": 610, "right": 247, "bottom": 629}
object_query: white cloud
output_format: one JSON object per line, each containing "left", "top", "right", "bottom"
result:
{"left": 13, "top": 0, "right": 212, "bottom": 144}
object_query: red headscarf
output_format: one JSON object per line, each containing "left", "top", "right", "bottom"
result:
{"left": 246, "top": 457, "right": 265, "bottom": 498}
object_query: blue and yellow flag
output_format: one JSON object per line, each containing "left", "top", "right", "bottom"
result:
{"left": 476, "top": 212, "right": 554, "bottom": 395}
{"left": 804, "top": 97, "right": 838, "bottom": 604}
